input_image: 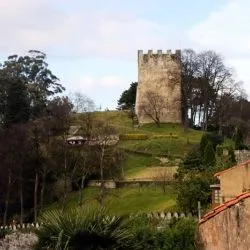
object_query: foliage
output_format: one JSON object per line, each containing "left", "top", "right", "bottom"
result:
{"left": 176, "top": 174, "right": 213, "bottom": 214}
{"left": 233, "top": 127, "right": 248, "bottom": 150}
{"left": 3, "top": 79, "right": 30, "bottom": 127}
{"left": 203, "top": 141, "right": 216, "bottom": 168}
{"left": 0, "top": 50, "right": 64, "bottom": 118}
{"left": 216, "top": 145, "right": 223, "bottom": 157}
{"left": 119, "top": 134, "right": 149, "bottom": 140}
{"left": 130, "top": 216, "right": 197, "bottom": 250}
{"left": 117, "top": 82, "right": 137, "bottom": 110}
{"left": 181, "top": 146, "right": 203, "bottom": 171}
{"left": 35, "top": 206, "right": 136, "bottom": 250}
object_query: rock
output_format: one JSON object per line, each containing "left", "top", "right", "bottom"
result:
{"left": 0, "top": 232, "right": 37, "bottom": 250}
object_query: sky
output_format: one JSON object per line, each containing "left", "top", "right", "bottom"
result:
{"left": 0, "top": 0, "right": 249, "bottom": 109}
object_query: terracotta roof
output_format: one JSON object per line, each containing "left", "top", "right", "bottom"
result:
{"left": 215, "top": 159, "right": 250, "bottom": 177}
{"left": 199, "top": 191, "right": 250, "bottom": 224}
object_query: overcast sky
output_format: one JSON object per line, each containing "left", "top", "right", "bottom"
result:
{"left": 0, "top": 0, "right": 249, "bottom": 109}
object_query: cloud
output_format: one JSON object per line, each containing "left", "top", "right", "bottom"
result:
{"left": 188, "top": 0, "right": 250, "bottom": 96}
{"left": 0, "top": 0, "right": 178, "bottom": 60}
{"left": 67, "top": 75, "right": 128, "bottom": 109}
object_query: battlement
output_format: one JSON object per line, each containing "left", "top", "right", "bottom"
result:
{"left": 138, "top": 49, "right": 181, "bottom": 65}
{"left": 138, "top": 49, "right": 181, "bottom": 56}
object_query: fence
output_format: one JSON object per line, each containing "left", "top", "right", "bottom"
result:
{"left": 0, "top": 223, "right": 41, "bottom": 231}
{"left": 0, "top": 212, "right": 193, "bottom": 231}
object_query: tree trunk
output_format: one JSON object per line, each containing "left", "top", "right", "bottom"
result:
{"left": 34, "top": 172, "right": 39, "bottom": 223}
{"left": 62, "top": 137, "right": 68, "bottom": 211}
{"left": 20, "top": 172, "right": 24, "bottom": 225}
{"left": 78, "top": 175, "right": 85, "bottom": 206}
{"left": 99, "top": 146, "right": 105, "bottom": 205}
{"left": 3, "top": 169, "right": 11, "bottom": 226}
{"left": 40, "top": 171, "right": 45, "bottom": 211}
{"left": 184, "top": 109, "right": 189, "bottom": 132}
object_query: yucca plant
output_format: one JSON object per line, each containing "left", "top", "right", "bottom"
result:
{"left": 34, "top": 206, "right": 137, "bottom": 250}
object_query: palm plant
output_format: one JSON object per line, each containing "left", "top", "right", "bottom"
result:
{"left": 34, "top": 206, "right": 137, "bottom": 250}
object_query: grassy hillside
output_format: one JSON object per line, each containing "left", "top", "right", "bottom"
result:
{"left": 49, "top": 186, "right": 177, "bottom": 215}
{"left": 63, "top": 111, "right": 202, "bottom": 214}
{"left": 72, "top": 111, "right": 202, "bottom": 156}
{"left": 71, "top": 110, "right": 203, "bottom": 179}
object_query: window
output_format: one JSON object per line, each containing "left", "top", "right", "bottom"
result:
{"left": 214, "top": 189, "right": 221, "bottom": 204}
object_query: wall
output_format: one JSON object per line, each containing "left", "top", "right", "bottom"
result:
{"left": 234, "top": 150, "right": 250, "bottom": 164}
{"left": 198, "top": 197, "right": 250, "bottom": 250}
{"left": 218, "top": 163, "right": 250, "bottom": 202}
{"left": 135, "top": 50, "right": 182, "bottom": 124}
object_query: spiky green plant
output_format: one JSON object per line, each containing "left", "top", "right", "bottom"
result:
{"left": 35, "top": 206, "right": 137, "bottom": 250}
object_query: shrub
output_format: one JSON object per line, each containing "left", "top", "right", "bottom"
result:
{"left": 130, "top": 216, "right": 197, "bottom": 250}
{"left": 119, "top": 134, "right": 149, "bottom": 140}
{"left": 176, "top": 174, "right": 212, "bottom": 214}
{"left": 35, "top": 206, "right": 136, "bottom": 250}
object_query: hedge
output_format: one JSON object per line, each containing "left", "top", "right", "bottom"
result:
{"left": 119, "top": 134, "right": 149, "bottom": 140}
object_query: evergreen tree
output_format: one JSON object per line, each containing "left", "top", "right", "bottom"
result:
{"left": 233, "top": 127, "right": 244, "bottom": 150}
{"left": 117, "top": 82, "right": 137, "bottom": 110}
{"left": 203, "top": 141, "right": 216, "bottom": 168}
{"left": 228, "top": 147, "right": 237, "bottom": 165}
{"left": 182, "top": 146, "right": 203, "bottom": 171}
{"left": 199, "top": 133, "right": 210, "bottom": 155}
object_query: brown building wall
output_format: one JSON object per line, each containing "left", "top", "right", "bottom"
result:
{"left": 135, "top": 50, "right": 182, "bottom": 124}
{"left": 198, "top": 197, "right": 250, "bottom": 250}
{"left": 218, "top": 163, "right": 250, "bottom": 202}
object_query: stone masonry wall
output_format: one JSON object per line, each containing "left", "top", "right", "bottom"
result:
{"left": 135, "top": 50, "right": 182, "bottom": 124}
{"left": 198, "top": 197, "right": 250, "bottom": 250}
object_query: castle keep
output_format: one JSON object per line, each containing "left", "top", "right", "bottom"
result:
{"left": 135, "top": 50, "right": 182, "bottom": 124}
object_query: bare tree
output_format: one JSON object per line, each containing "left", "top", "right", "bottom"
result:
{"left": 70, "top": 92, "right": 95, "bottom": 113}
{"left": 141, "top": 91, "right": 169, "bottom": 127}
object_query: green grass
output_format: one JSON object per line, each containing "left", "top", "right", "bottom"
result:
{"left": 73, "top": 111, "right": 202, "bottom": 156}
{"left": 122, "top": 153, "right": 159, "bottom": 177}
{"left": 49, "top": 186, "right": 177, "bottom": 215}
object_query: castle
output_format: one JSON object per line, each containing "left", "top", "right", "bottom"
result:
{"left": 135, "top": 50, "right": 182, "bottom": 124}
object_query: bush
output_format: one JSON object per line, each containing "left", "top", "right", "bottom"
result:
{"left": 176, "top": 174, "right": 212, "bottom": 214}
{"left": 131, "top": 216, "right": 197, "bottom": 250}
{"left": 35, "top": 206, "right": 136, "bottom": 250}
{"left": 119, "top": 134, "right": 149, "bottom": 140}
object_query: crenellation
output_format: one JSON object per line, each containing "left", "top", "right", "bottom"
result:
{"left": 148, "top": 49, "right": 153, "bottom": 55}
{"left": 138, "top": 50, "right": 181, "bottom": 56}
{"left": 157, "top": 49, "right": 162, "bottom": 55}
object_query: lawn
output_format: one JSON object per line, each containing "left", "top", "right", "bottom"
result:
{"left": 50, "top": 186, "right": 177, "bottom": 215}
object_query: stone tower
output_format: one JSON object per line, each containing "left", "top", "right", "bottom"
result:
{"left": 135, "top": 49, "right": 182, "bottom": 124}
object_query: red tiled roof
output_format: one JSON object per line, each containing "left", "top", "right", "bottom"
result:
{"left": 215, "top": 159, "right": 250, "bottom": 177}
{"left": 199, "top": 191, "right": 250, "bottom": 224}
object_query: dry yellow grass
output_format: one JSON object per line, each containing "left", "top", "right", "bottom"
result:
{"left": 126, "top": 166, "right": 178, "bottom": 180}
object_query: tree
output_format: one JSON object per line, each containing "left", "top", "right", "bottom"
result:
{"left": 180, "top": 49, "right": 240, "bottom": 130}
{"left": 0, "top": 50, "right": 65, "bottom": 118}
{"left": 176, "top": 174, "right": 212, "bottom": 214}
{"left": 70, "top": 92, "right": 95, "bottom": 113}
{"left": 181, "top": 146, "right": 203, "bottom": 172}
{"left": 117, "top": 82, "right": 137, "bottom": 110}
{"left": 181, "top": 49, "right": 199, "bottom": 130}
{"left": 203, "top": 141, "right": 216, "bottom": 168}
{"left": 141, "top": 91, "right": 169, "bottom": 127}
